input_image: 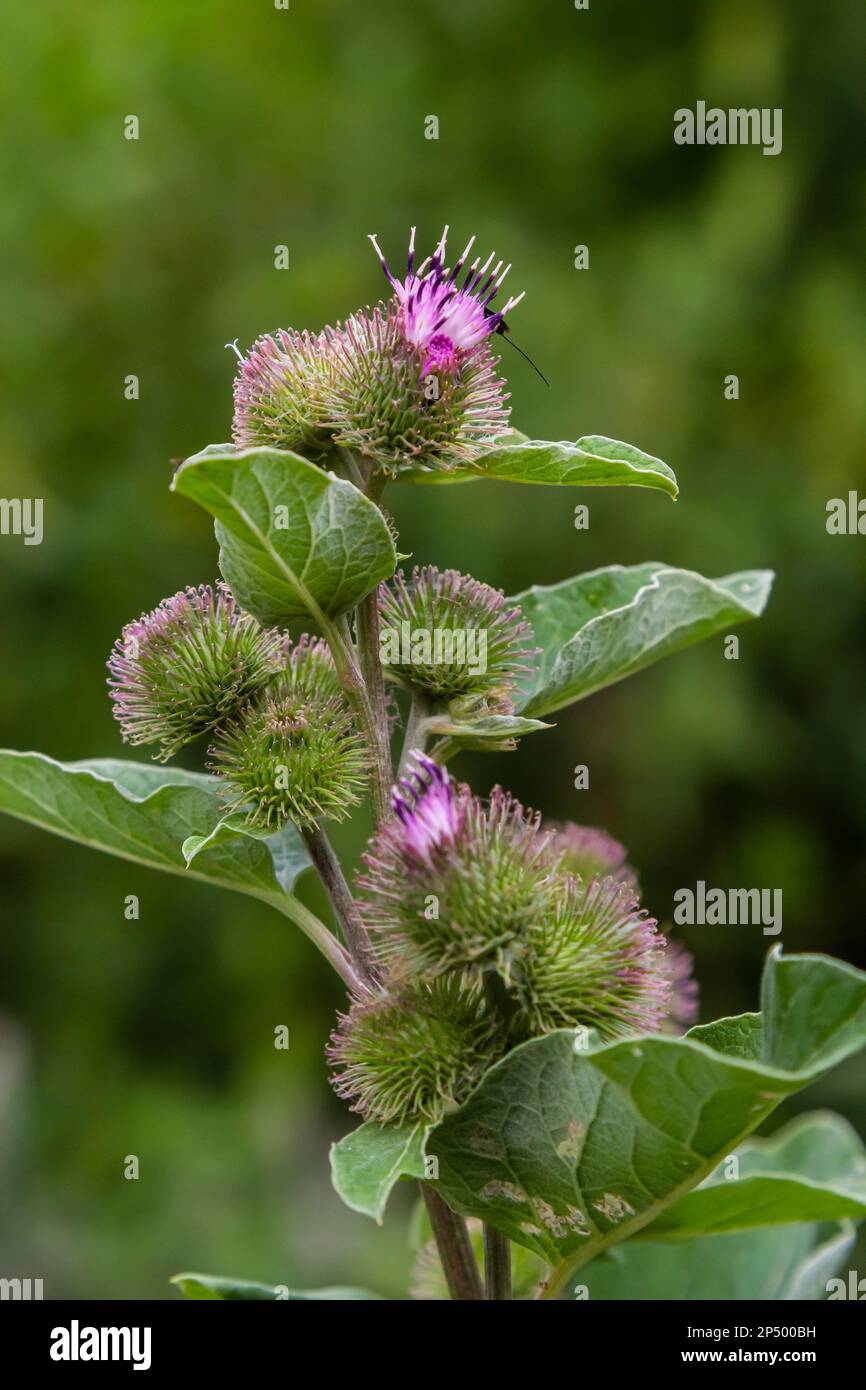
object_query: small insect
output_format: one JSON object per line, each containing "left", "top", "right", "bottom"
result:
{"left": 489, "top": 312, "right": 550, "bottom": 387}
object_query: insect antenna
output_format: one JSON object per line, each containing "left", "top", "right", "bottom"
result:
{"left": 489, "top": 313, "right": 550, "bottom": 387}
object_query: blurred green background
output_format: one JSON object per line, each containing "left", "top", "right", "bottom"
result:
{"left": 1, "top": 0, "right": 864, "bottom": 1298}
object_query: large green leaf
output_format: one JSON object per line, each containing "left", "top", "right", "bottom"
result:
{"left": 648, "top": 1112, "right": 866, "bottom": 1239}
{"left": 472, "top": 436, "right": 678, "bottom": 498}
{"left": 511, "top": 563, "right": 774, "bottom": 717}
{"left": 425, "top": 949, "right": 866, "bottom": 1295}
{"left": 171, "top": 1273, "right": 382, "bottom": 1300}
{"left": 580, "top": 1221, "right": 856, "bottom": 1301}
{"left": 330, "top": 1119, "right": 429, "bottom": 1224}
{"left": 399, "top": 435, "right": 676, "bottom": 495}
{"left": 0, "top": 751, "right": 310, "bottom": 917}
{"left": 172, "top": 444, "right": 397, "bottom": 624}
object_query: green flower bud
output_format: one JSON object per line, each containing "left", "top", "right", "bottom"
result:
{"left": 107, "top": 583, "right": 283, "bottom": 762}
{"left": 377, "top": 566, "right": 536, "bottom": 709}
{"left": 328, "top": 976, "right": 500, "bottom": 1125}
{"left": 231, "top": 328, "right": 335, "bottom": 461}
{"left": 513, "top": 875, "right": 671, "bottom": 1041}
{"left": 209, "top": 636, "right": 367, "bottom": 830}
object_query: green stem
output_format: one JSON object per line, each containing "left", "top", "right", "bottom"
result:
{"left": 397, "top": 693, "right": 430, "bottom": 778}
{"left": 354, "top": 590, "right": 393, "bottom": 827}
{"left": 428, "top": 737, "right": 460, "bottom": 766}
{"left": 421, "top": 1182, "right": 483, "bottom": 1301}
{"left": 338, "top": 459, "right": 393, "bottom": 829}
{"left": 299, "top": 822, "right": 376, "bottom": 988}
{"left": 268, "top": 894, "right": 364, "bottom": 994}
{"left": 536, "top": 1260, "right": 575, "bottom": 1301}
{"left": 326, "top": 610, "right": 391, "bottom": 828}
{"left": 483, "top": 1225, "right": 512, "bottom": 1300}
{"left": 320, "top": 611, "right": 366, "bottom": 703}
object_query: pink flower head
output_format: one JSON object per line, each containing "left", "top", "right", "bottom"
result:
{"left": 660, "top": 938, "right": 700, "bottom": 1033}
{"left": 369, "top": 226, "right": 525, "bottom": 375}
{"left": 391, "top": 753, "right": 466, "bottom": 866}
{"left": 547, "top": 822, "right": 639, "bottom": 890}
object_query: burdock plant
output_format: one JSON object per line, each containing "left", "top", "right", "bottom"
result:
{"left": 2, "top": 227, "right": 865, "bottom": 1304}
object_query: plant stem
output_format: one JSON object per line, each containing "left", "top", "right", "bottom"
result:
{"left": 483, "top": 1225, "right": 512, "bottom": 1300}
{"left": 397, "top": 693, "right": 430, "bottom": 778}
{"left": 421, "top": 1182, "right": 483, "bottom": 1301}
{"left": 269, "top": 895, "right": 365, "bottom": 994}
{"left": 428, "top": 737, "right": 460, "bottom": 765}
{"left": 535, "top": 1262, "right": 573, "bottom": 1301}
{"left": 299, "top": 823, "right": 376, "bottom": 988}
{"left": 354, "top": 588, "right": 393, "bottom": 826}
{"left": 328, "top": 611, "right": 391, "bottom": 828}
{"left": 340, "top": 459, "right": 393, "bottom": 829}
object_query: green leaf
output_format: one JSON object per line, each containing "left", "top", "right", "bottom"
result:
{"left": 472, "top": 436, "right": 678, "bottom": 498}
{"left": 330, "top": 1119, "right": 429, "bottom": 1224}
{"left": 579, "top": 1221, "right": 856, "bottom": 1301}
{"left": 400, "top": 429, "right": 529, "bottom": 484}
{"left": 647, "top": 1112, "right": 866, "bottom": 1239}
{"left": 171, "top": 1273, "right": 382, "bottom": 1300}
{"left": 398, "top": 434, "right": 676, "bottom": 495}
{"left": 180, "top": 809, "right": 308, "bottom": 890}
{"left": 426, "top": 712, "right": 552, "bottom": 751}
{"left": 172, "top": 444, "right": 397, "bottom": 624}
{"left": 512, "top": 563, "right": 774, "bottom": 717}
{"left": 426, "top": 949, "right": 866, "bottom": 1290}
{"left": 0, "top": 751, "right": 310, "bottom": 912}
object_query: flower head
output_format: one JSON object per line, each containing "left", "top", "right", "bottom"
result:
{"left": 209, "top": 635, "right": 367, "bottom": 830}
{"left": 659, "top": 938, "right": 700, "bottom": 1033}
{"left": 320, "top": 301, "right": 509, "bottom": 473}
{"left": 328, "top": 975, "right": 500, "bottom": 1125}
{"left": 391, "top": 753, "right": 467, "bottom": 865}
{"left": 547, "top": 822, "right": 638, "bottom": 890}
{"left": 513, "top": 875, "right": 672, "bottom": 1040}
{"left": 231, "top": 328, "right": 334, "bottom": 459}
{"left": 358, "top": 756, "right": 559, "bottom": 981}
{"left": 378, "top": 565, "right": 536, "bottom": 709}
{"left": 107, "top": 583, "right": 282, "bottom": 762}
{"left": 369, "top": 225, "right": 525, "bottom": 370}
{"left": 229, "top": 229, "right": 520, "bottom": 474}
